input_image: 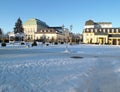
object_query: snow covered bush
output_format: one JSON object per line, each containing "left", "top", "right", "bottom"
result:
{"left": 46, "top": 43, "right": 49, "bottom": 46}
{"left": 42, "top": 41, "right": 45, "bottom": 44}
{"left": 32, "top": 41, "right": 37, "bottom": 46}
{"left": 21, "top": 42, "right": 25, "bottom": 45}
{"left": 54, "top": 42, "right": 58, "bottom": 45}
{"left": 61, "top": 42, "right": 64, "bottom": 44}
{"left": 1, "top": 42, "right": 6, "bottom": 47}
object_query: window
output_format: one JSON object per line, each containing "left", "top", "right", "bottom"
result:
{"left": 103, "top": 29, "right": 106, "bottom": 33}
{"left": 87, "top": 29, "right": 89, "bottom": 32}
{"left": 112, "top": 29, "right": 114, "bottom": 33}
{"left": 107, "top": 29, "right": 110, "bottom": 33}
{"left": 31, "top": 35, "right": 33, "bottom": 39}
{"left": 99, "top": 29, "right": 102, "bottom": 32}
{"left": 91, "top": 29, "right": 93, "bottom": 32}
{"left": 118, "top": 29, "right": 120, "bottom": 33}
{"left": 95, "top": 29, "right": 97, "bottom": 32}
{"left": 32, "top": 28, "right": 35, "bottom": 32}
{"left": 116, "top": 29, "right": 118, "bottom": 33}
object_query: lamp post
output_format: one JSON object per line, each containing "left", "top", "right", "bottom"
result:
{"left": 70, "top": 25, "right": 72, "bottom": 32}
{"left": 62, "top": 25, "right": 69, "bottom": 53}
{"left": 70, "top": 25, "right": 73, "bottom": 44}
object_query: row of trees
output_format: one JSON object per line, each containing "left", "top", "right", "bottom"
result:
{"left": 0, "top": 18, "right": 24, "bottom": 42}
{"left": 0, "top": 28, "right": 3, "bottom": 42}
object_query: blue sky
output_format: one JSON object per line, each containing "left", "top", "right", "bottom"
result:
{"left": 0, "top": 0, "right": 120, "bottom": 34}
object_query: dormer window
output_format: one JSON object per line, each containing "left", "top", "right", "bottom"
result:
{"left": 95, "top": 29, "right": 97, "bottom": 32}
{"left": 91, "top": 29, "right": 93, "bottom": 32}
{"left": 103, "top": 29, "right": 106, "bottom": 33}
{"left": 116, "top": 29, "right": 118, "bottom": 33}
{"left": 87, "top": 29, "right": 89, "bottom": 32}
{"left": 107, "top": 29, "right": 110, "bottom": 33}
{"left": 112, "top": 29, "right": 114, "bottom": 33}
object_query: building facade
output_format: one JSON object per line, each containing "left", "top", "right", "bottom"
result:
{"left": 83, "top": 20, "right": 120, "bottom": 45}
{"left": 23, "top": 18, "right": 70, "bottom": 42}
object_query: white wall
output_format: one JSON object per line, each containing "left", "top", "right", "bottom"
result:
{"left": 84, "top": 25, "right": 94, "bottom": 28}
{"left": 35, "top": 33, "right": 57, "bottom": 40}
{"left": 99, "top": 24, "right": 112, "bottom": 28}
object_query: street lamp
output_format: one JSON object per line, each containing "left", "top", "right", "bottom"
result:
{"left": 70, "top": 25, "right": 73, "bottom": 44}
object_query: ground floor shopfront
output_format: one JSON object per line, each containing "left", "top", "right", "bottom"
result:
{"left": 97, "top": 37, "right": 120, "bottom": 45}
{"left": 83, "top": 34, "right": 120, "bottom": 45}
{"left": 108, "top": 38, "right": 120, "bottom": 45}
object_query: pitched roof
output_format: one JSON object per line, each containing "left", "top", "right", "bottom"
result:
{"left": 97, "top": 22, "right": 112, "bottom": 24}
{"left": 23, "top": 18, "right": 49, "bottom": 27}
{"left": 85, "top": 20, "right": 94, "bottom": 25}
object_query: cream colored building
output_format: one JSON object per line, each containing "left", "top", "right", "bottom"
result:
{"left": 35, "top": 27, "right": 65, "bottom": 42}
{"left": 23, "top": 18, "right": 69, "bottom": 42}
{"left": 83, "top": 20, "right": 120, "bottom": 45}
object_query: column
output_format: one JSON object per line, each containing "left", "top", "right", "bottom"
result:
{"left": 111, "top": 39, "right": 113, "bottom": 45}
{"left": 117, "top": 39, "right": 119, "bottom": 45}
{"left": 104, "top": 38, "right": 106, "bottom": 44}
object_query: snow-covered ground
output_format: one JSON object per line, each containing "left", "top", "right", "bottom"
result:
{"left": 0, "top": 44, "right": 120, "bottom": 92}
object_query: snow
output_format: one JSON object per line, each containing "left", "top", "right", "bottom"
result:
{"left": 0, "top": 44, "right": 120, "bottom": 92}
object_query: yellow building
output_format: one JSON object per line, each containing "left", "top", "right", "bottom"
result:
{"left": 23, "top": 18, "right": 68, "bottom": 42}
{"left": 83, "top": 20, "right": 120, "bottom": 45}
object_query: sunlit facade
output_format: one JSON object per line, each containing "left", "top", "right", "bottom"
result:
{"left": 83, "top": 20, "right": 120, "bottom": 45}
{"left": 23, "top": 18, "right": 70, "bottom": 42}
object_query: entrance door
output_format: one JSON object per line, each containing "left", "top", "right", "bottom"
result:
{"left": 118, "top": 39, "right": 120, "bottom": 45}
{"left": 113, "top": 39, "right": 117, "bottom": 45}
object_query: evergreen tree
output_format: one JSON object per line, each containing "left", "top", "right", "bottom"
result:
{"left": 14, "top": 18, "right": 24, "bottom": 34}
{"left": 0, "top": 28, "right": 3, "bottom": 35}
{"left": 0, "top": 28, "right": 3, "bottom": 42}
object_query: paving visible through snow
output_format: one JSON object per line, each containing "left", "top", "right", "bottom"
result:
{"left": 0, "top": 44, "right": 120, "bottom": 92}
